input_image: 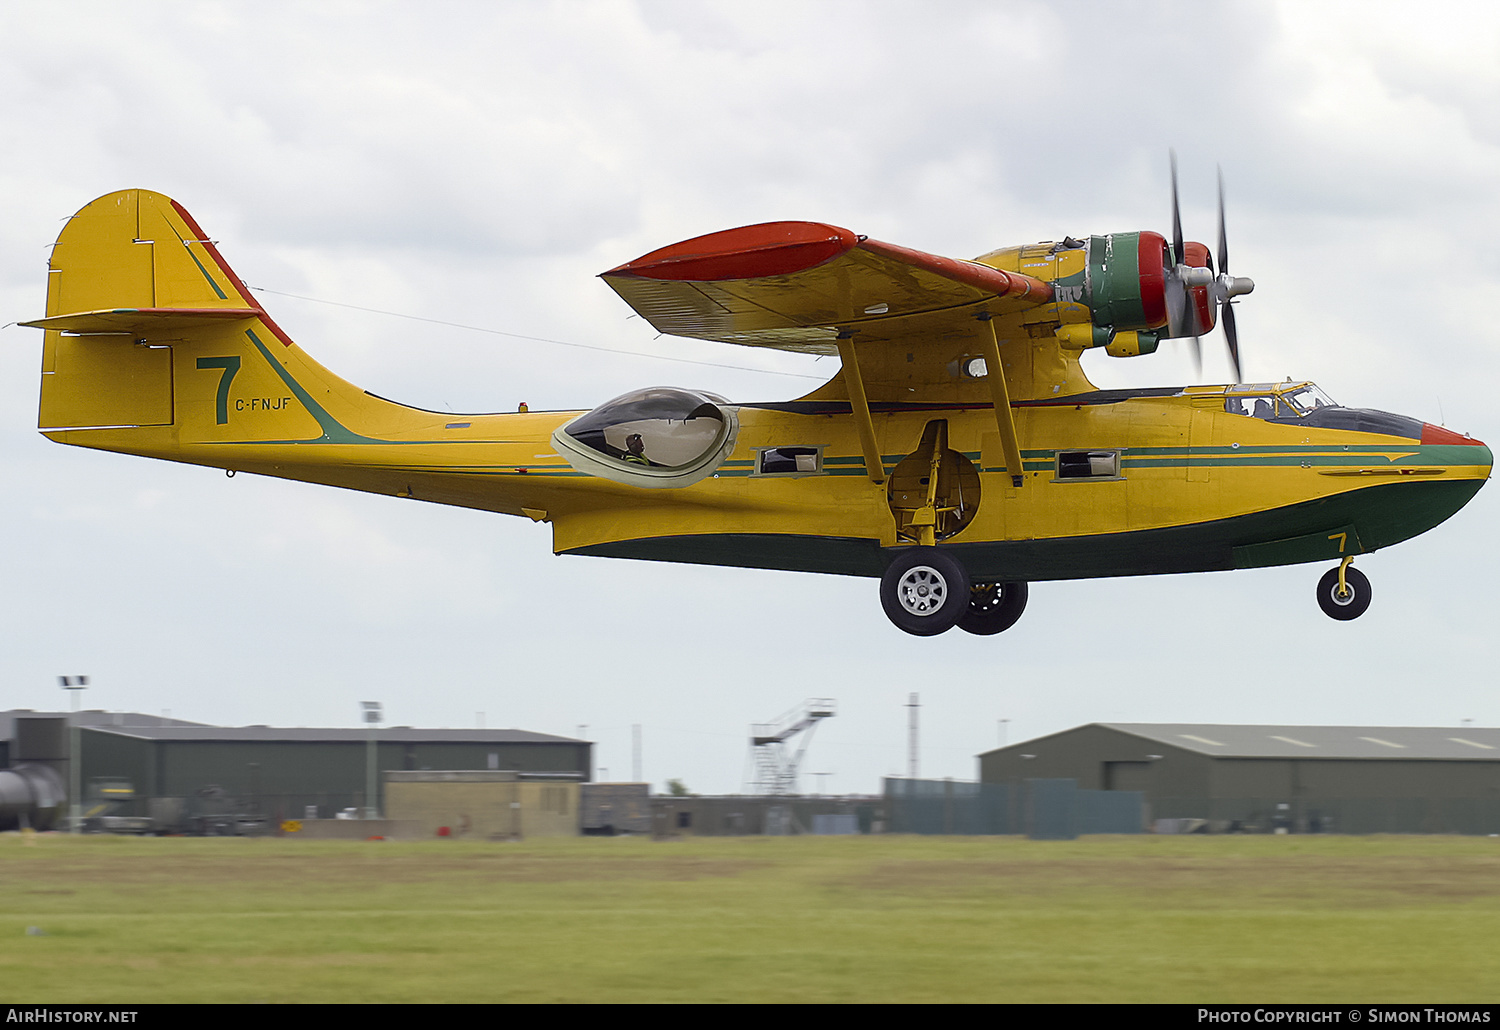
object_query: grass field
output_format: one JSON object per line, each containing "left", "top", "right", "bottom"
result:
{"left": 2, "top": 832, "right": 1498, "bottom": 1003}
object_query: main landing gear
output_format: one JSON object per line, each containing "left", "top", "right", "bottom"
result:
{"left": 879, "top": 547, "right": 1029, "bottom": 637}
{"left": 1317, "top": 557, "right": 1371, "bottom": 621}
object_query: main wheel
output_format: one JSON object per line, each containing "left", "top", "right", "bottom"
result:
{"left": 1317, "top": 566, "right": 1372, "bottom": 621}
{"left": 958, "top": 581, "right": 1029, "bottom": 635}
{"left": 880, "top": 547, "right": 969, "bottom": 636}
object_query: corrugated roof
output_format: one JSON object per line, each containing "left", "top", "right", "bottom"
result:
{"left": 0, "top": 710, "right": 582, "bottom": 745}
{"left": 1096, "top": 723, "right": 1500, "bottom": 761}
{"left": 0, "top": 709, "right": 210, "bottom": 739}
{"left": 85, "top": 726, "right": 582, "bottom": 745}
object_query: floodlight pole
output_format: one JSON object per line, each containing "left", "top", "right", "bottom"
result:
{"left": 59, "top": 676, "right": 88, "bottom": 834}
{"left": 361, "top": 701, "right": 382, "bottom": 819}
{"left": 907, "top": 693, "right": 920, "bottom": 781}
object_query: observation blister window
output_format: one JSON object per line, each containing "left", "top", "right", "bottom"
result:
{"left": 551, "top": 387, "right": 738, "bottom": 489}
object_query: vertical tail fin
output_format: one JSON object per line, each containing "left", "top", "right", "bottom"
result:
{"left": 24, "top": 190, "right": 369, "bottom": 446}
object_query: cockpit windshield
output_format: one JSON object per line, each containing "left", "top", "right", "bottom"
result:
{"left": 551, "top": 387, "right": 739, "bottom": 489}
{"left": 1223, "top": 382, "right": 1338, "bottom": 421}
{"left": 1280, "top": 383, "right": 1338, "bottom": 414}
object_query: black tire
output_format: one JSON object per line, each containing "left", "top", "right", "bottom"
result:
{"left": 880, "top": 547, "right": 969, "bottom": 636}
{"left": 1317, "top": 566, "right": 1371, "bottom": 621}
{"left": 958, "top": 581, "right": 1029, "bottom": 636}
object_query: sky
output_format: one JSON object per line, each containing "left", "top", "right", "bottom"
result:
{"left": 1, "top": 0, "right": 1497, "bottom": 795}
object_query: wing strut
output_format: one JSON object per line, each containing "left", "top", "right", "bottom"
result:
{"left": 977, "top": 313, "right": 1025, "bottom": 488}
{"left": 836, "top": 334, "right": 885, "bottom": 484}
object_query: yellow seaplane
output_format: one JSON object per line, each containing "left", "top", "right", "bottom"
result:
{"left": 22, "top": 177, "right": 1490, "bottom": 636}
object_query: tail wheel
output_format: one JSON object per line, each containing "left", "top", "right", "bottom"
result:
{"left": 959, "top": 581, "right": 1029, "bottom": 636}
{"left": 1317, "top": 566, "right": 1371, "bottom": 621}
{"left": 880, "top": 547, "right": 969, "bottom": 636}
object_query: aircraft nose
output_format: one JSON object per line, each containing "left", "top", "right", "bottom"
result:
{"left": 1421, "top": 423, "right": 1487, "bottom": 450}
{"left": 1422, "top": 423, "right": 1492, "bottom": 478}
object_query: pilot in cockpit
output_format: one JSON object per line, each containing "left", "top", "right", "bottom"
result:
{"left": 622, "top": 433, "right": 651, "bottom": 466}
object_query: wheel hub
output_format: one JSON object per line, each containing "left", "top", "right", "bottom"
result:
{"left": 969, "top": 583, "right": 999, "bottom": 611}
{"left": 897, "top": 566, "right": 948, "bottom": 616}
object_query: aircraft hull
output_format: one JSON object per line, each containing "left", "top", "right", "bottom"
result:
{"left": 565, "top": 477, "right": 1485, "bottom": 581}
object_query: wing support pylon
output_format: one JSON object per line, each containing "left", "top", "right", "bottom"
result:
{"left": 836, "top": 333, "right": 886, "bottom": 485}
{"left": 977, "top": 313, "right": 1025, "bottom": 487}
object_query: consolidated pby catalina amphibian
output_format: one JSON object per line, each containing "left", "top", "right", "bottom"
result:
{"left": 22, "top": 173, "right": 1489, "bottom": 635}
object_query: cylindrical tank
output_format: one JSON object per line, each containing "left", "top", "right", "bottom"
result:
{"left": 0, "top": 764, "right": 66, "bottom": 831}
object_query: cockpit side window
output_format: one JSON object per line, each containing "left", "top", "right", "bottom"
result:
{"left": 1225, "top": 396, "right": 1272, "bottom": 418}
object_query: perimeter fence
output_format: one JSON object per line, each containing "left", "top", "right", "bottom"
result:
{"left": 883, "top": 777, "right": 1144, "bottom": 838}
{"left": 1150, "top": 796, "right": 1500, "bottom": 835}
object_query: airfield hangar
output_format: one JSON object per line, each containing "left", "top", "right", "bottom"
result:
{"left": 0, "top": 709, "right": 589, "bottom": 832}
{"left": 980, "top": 723, "right": 1500, "bottom": 834}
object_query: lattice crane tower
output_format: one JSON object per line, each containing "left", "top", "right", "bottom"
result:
{"left": 748, "top": 699, "right": 836, "bottom": 796}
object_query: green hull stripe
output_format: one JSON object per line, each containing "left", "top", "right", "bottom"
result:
{"left": 1015, "top": 444, "right": 1485, "bottom": 459}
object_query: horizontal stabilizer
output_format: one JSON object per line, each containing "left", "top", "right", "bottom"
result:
{"left": 21, "top": 307, "right": 259, "bottom": 334}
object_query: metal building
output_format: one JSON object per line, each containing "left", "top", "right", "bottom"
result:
{"left": 1, "top": 709, "right": 589, "bottom": 831}
{"left": 649, "top": 794, "right": 880, "bottom": 836}
{"left": 979, "top": 723, "right": 1500, "bottom": 834}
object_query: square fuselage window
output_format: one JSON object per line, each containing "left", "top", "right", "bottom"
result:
{"left": 1055, "top": 450, "right": 1121, "bottom": 481}
{"left": 756, "top": 446, "right": 823, "bottom": 476}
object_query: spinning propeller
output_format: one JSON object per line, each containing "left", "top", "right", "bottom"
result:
{"left": 1162, "top": 152, "right": 1255, "bottom": 381}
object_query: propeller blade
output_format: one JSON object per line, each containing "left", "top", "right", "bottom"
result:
{"left": 1170, "top": 150, "right": 1184, "bottom": 266}
{"left": 1217, "top": 166, "right": 1229, "bottom": 274}
{"left": 1163, "top": 154, "right": 1250, "bottom": 384}
{"left": 1222, "top": 302, "right": 1242, "bottom": 383}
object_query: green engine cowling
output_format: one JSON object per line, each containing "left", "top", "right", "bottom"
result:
{"left": 1053, "top": 231, "right": 1169, "bottom": 357}
{"left": 1087, "top": 231, "right": 1168, "bottom": 330}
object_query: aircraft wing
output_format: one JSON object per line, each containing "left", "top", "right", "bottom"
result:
{"left": 600, "top": 222, "right": 1053, "bottom": 355}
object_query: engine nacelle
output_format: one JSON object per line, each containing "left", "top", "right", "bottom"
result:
{"left": 1067, "top": 232, "right": 1216, "bottom": 355}
{"left": 1085, "top": 231, "right": 1168, "bottom": 332}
